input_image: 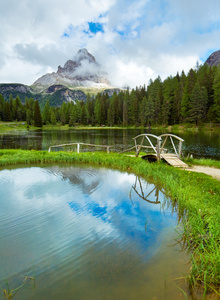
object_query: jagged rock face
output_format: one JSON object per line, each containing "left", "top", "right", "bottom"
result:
{"left": 205, "top": 50, "right": 220, "bottom": 67}
{"left": 0, "top": 83, "right": 32, "bottom": 94}
{"left": 46, "top": 84, "right": 66, "bottom": 93}
{"left": 45, "top": 85, "right": 87, "bottom": 103}
{"left": 57, "top": 48, "right": 97, "bottom": 75}
{"left": 32, "top": 48, "right": 110, "bottom": 90}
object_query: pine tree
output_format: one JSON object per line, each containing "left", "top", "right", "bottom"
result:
{"left": 81, "top": 102, "right": 87, "bottom": 125}
{"left": 189, "top": 82, "right": 207, "bottom": 125}
{"left": 9, "top": 94, "right": 13, "bottom": 116}
{"left": 50, "top": 109, "right": 57, "bottom": 125}
{"left": 34, "top": 100, "right": 42, "bottom": 127}
{"left": 4, "top": 102, "right": 12, "bottom": 121}
{"left": 90, "top": 93, "right": 106, "bottom": 126}
{"left": 42, "top": 100, "right": 50, "bottom": 124}
{"left": 85, "top": 93, "right": 95, "bottom": 125}
{"left": 161, "top": 77, "right": 174, "bottom": 125}
{"left": 147, "top": 77, "right": 162, "bottom": 124}
{"left": 13, "top": 95, "right": 22, "bottom": 121}
{"left": 123, "top": 90, "right": 129, "bottom": 126}
{"left": 0, "top": 93, "right": 5, "bottom": 121}
{"left": 139, "top": 96, "right": 147, "bottom": 126}
{"left": 60, "top": 103, "right": 68, "bottom": 125}
{"left": 94, "top": 98, "right": 100, "bottom": 124}
{"left": 181, "top": 68, "right": 197, "bottom": 121}
{"left": 68, "top": 104, "right": 77, "bottom": 126}
{"left": 213, "top": 67, "right": 220, "bottom": 122}
{"left": 145, "top": 96, "right": 154, "bottom": 127}
{"left": 107, "top": 98, "right": 115, "bottom": 126}
{"left": 26, "top": 109, "right": 32, "bottom": 125}
{"left": 129, "top": 90, "right": 139, "bottom": 126}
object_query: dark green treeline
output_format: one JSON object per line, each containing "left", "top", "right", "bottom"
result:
{"left": 0, "top": 63, "right": 219, "bottom": 127}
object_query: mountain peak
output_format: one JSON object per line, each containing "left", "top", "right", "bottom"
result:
{"left": 73, "top": 48, "right": 97, "bottom": 64}
{"left": 32, "top": 49, "right": 110, "bottom": 90}
{"left": 78, "top": 48, "right": 89, "bottom": 55}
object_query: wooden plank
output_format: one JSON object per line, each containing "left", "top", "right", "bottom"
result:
{"left": 162, "top": 156, "right": 188, "bottom": 167}
{"left": 143, "top": 153, "right": 188, "bottom": 168}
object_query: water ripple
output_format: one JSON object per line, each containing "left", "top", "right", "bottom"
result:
{"left": 0, "top": 166, "right": 187, "bottom": 300}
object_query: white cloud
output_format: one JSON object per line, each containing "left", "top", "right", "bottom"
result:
{"left": 0, "top": 0, "right": 220, "bottom": 87}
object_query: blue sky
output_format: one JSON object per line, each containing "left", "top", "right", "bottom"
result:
{"left": 0, "top": 0, "right": 220, "bottom": 87}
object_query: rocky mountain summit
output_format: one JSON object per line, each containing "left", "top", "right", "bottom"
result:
{"left": 0, "top": 49, "right": 116, "bottom": 105}
{"left": 205, "top": 50, "right": 220, "bottom": 67}
{"left": 32, "top": 49, "right": 110, "bottom": 91}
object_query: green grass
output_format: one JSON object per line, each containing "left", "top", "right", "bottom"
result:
{"left": 0, "top": 149, "right": 220, "bottom": 293}
{"left": 185, "top": 158, "right": 220, "bottom": 169}
{"left": 0, "top": 122, "right": 43, "bottom": 132}
{"left": 1, "top": 121, "right": 220, "bottom": 132}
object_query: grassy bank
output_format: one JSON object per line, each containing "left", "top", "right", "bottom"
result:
{"left": 185, "top": 158, "right": 220, "bottom": 169}
{"left": 0, "top": 149, "right": 220, "bottom": 294}
{"left": 0, "top": 121, "right": 220, "bottom": 132}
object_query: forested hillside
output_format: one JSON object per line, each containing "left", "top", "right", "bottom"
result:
{"left": 0, "top": 63, "right": 219, "bottom": 127}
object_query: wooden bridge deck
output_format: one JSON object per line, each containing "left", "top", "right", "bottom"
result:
{"left": 160, "top": 153, "right": 188, "bottom": 168}
{"left": 141, "top": 153, "right": 188, "bottom": 167}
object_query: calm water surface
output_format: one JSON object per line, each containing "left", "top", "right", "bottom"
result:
{"left": 0, "top": 128, "right": 219, "bottom": 159}
{"left": 0, "top": 165, "right": 191, "bottom": 300}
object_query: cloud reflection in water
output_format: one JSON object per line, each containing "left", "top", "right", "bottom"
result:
{"left": 0, "top": 165, "right": 177, "bottom": 285}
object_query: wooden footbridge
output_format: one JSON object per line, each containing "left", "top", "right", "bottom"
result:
{"left": 119, "top": 133, "right": 188, "bottom": 168}
{"left": 48, "top": 133, "right": 188, "bottom": 168}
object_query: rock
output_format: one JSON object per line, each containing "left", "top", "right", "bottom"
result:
{"left": 0, "top": 83, "right": 32, "bottom": 94}
{"left": 46, "top": 84, "right": 66, "bottom": 93}
{"left": 205, "top": 50, "right": 220, "bottom": 67}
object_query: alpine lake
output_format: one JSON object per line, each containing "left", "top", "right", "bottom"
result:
{"left": 0, "top": 128, "right": 219, "bottom": 299}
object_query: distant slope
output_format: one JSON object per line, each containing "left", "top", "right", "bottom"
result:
{"left": 0, "top": 83, "right": 87, "bottom": 106}
{"left": 0, "top": 83, "right": 122, "bottom": 108}
{"left": 0, "top": 83, "right": 33, "bottom": 100}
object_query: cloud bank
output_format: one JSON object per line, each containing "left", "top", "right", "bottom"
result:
{"left": 0, "top": 0, "right": 220, "bottom": 88}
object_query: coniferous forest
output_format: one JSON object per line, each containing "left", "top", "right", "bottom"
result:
{"left": 0, "top": 63, "right": 219, "bottom": 127}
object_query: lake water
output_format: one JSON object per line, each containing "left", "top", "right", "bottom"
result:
{"left": 0, "top": 128, "right": 219, "bottom": 159}
{"left": 0, "top": 165, "right": 191, "bottom": 300}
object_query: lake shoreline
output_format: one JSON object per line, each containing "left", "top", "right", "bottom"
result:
{"left": 0, "top": 149, "right": 220, "bottom": 297}
{"left": 0, "top": 121, "right": 220, "bottom": 133}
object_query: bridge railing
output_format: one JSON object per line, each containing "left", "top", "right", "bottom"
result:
{"left": 159, "top": 134, "right": 184, "bottom": 158}
{"left": 132, "top": 133, "right": 184, "bottom": 160}
{"left": 133, "top": 134, "right": 162, "bottom": 160}
{"left": 48, "top": 142, "right": 112, "bottom": 154}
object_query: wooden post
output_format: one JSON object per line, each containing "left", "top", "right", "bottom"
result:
{"left": 77, "top": 143, "right": 80, "bottom": 153}
{"left": 48, "top": 147, "right": 51, "bottom": 153}
{"left": 134, "top": 139, "right": 138, "bottom": 157}
{"left": 156, "top": 138, "right": 161, "bottom": 161}
{"left": 178, "top": 141, "right": 182, "bottom": 158}
{"left": 107, "top": 146, "right": 110, "bottom": 154}
{"left": 136, "top": 136, "right": 145, "bottom": 157}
